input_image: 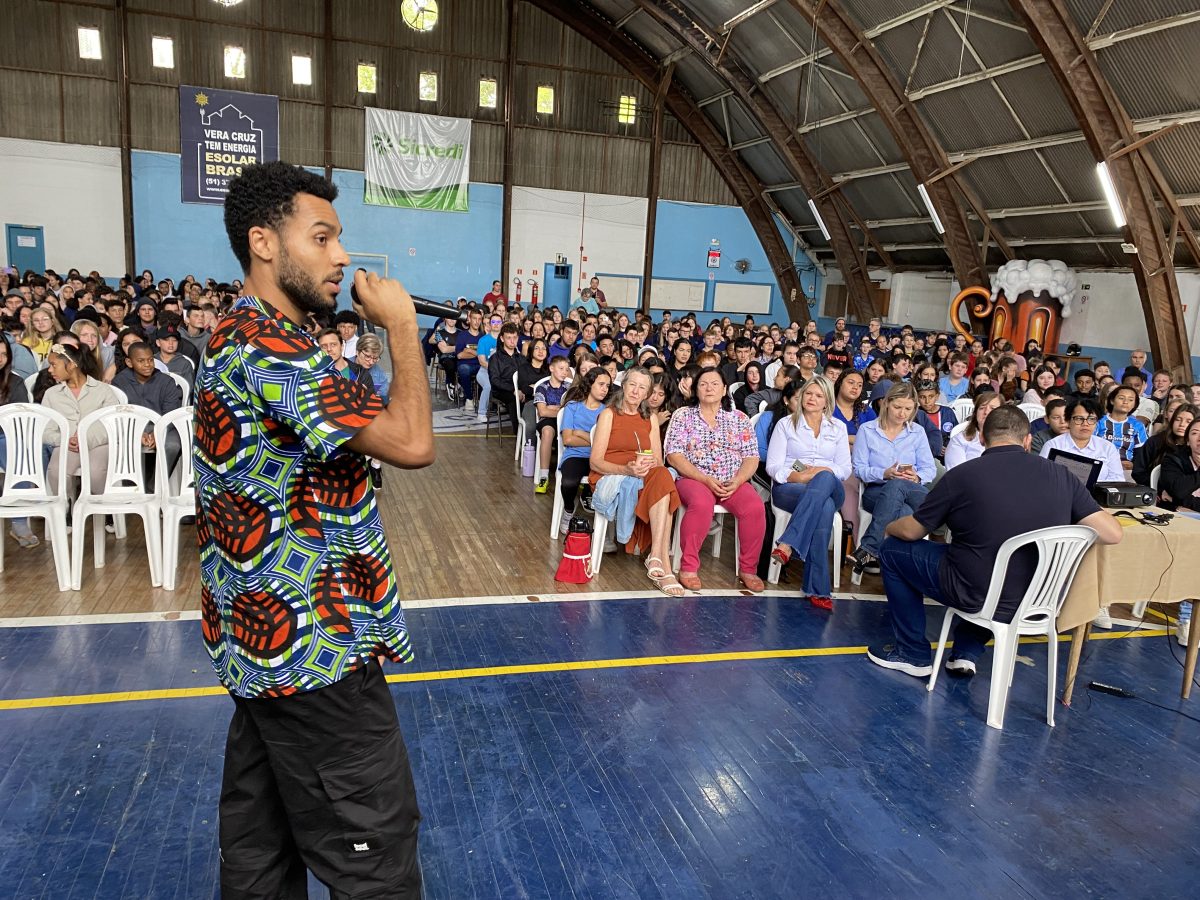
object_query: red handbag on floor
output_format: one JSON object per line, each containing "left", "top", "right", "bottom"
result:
{"left": 554, "top": 513, "right": 594, "bottom": 583}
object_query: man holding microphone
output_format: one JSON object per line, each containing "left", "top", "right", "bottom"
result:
{"left": 195, "top": 161, "right": 432, "bottom": 898}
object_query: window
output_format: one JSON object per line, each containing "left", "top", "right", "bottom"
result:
{"left": 536, "top": 84, "right": 554, "bottom": 115}
{"left": 617, "top": 94, "right": 637, "bottom": 125}
{"left": 357, "top": 63, "right": 377, "bottom": 94}
{"left": 479, "top": 77, "right": 497, "bottom": 109}
{"left": 151, "top": 36, "right": 174, "bottom": 69}
{"left": 224, "top": 46, "right": 246, "bottom": 79}
{"left": 401, "top": 0, "right": 439, "bottom": 32}
{"left": 419, "top": 71, "right": 438, "bottom": 102}
{"left": 78, "top": 27, "right": 102, "bottom": 60}
{"left": 292, "top": 55, "right": 312, "bottom": 86}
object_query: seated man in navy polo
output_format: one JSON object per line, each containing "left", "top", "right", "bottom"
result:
{"left": 867, "top": 405, "right": 1123, "bottom": 678}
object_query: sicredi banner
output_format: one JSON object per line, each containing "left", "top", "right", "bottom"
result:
{"left": 364, "top": 108, "right": 470, "bottom": 212}
{"left": 179, "top": 85, "right": 279, "bottom": 205}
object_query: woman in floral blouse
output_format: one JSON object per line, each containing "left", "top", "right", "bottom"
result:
{"left": 664, "top": 367, "right": 765, "bottom": 592}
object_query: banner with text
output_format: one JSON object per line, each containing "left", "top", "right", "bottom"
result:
{"left": 364, "top": 108, "right": 470, "bottom": 211}
{"left": 179, "top": 85, "right": 279, "bottom": 205}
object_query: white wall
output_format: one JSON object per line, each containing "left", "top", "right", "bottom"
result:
{"left": 0, "top": 137, "right": 125, "bottom": 276}
{"left": 508, "top": 186, "right": 647, "bottom": 289}
{"left": 888, "top": 271, "right": 959, "bottom": 330}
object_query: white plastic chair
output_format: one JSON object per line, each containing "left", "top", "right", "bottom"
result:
{"left": 156, "top": 407, "right": 194, "bottom": 592}
{"left": 948, "top": 420, "right": 969, "bottom": 440}
{"left": 927, "top": 524, "right": 1098, "bottom": 730}
{"left": 767, "top": 502, "right": 842, "bottom": 591}
{"left": 727, "top": 381, "right": 744, "bottom": 401}
{"left": 0, "top": 404, "right": 71, "bottom": 590}
{"left": 512, "top": 371, "right": 526, "bottom": 462}
{"left": 1017, "top": 402, "right": 1045, "bottom": 423}
{"left": 109, "top": 384, "right": 128, "bottom": 404}
{"left": 670, "top": 503, "right": 737, "bottom": 574}
{"left": 851, "top": 479, "right": 873, "bottom": 586}
{"left": 951, "top": 397, "right": 975, "bottom": 425}
{"left": 548, "top": 407, "right": 568, "bottom": 539}
{"left": 23, "top": 372, "right": 38, "bottom": 400}
{"left": 71, "top": 406, "right": 163, "bottom": 591}
{"left": 1131, "top": 466, "right": 1163, "bottom": 619}
{"left": 168, "top": 372, "right": 191, "bottom": 406}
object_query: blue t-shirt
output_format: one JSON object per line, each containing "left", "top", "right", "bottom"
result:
{"left": 454, "top": 330, "right": 483, "bottom": 359}
{"left": 834, "top": 404, "right": 875, "bottom": 436}
{"left": 476, "top": 333, "right": 498, "bottom": 361}
{"left": 939, "top": 375, "right": 968, "bottom": 404}
{"left": 560, "top": 401, "right": 603, "bottom": 463}
{"left": 1096, "top": 416, "right": 1147, "bottom": 462}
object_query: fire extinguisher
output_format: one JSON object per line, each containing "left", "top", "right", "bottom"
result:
{"left": 513, "top": 277, "right": 522, "bottom": 306}
{"left": 528, "top": 278, "right": 539, "bottom": 306}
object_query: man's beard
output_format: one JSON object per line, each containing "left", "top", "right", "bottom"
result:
{"left": 278, "top": 246, "right": 337, "bottom": 316}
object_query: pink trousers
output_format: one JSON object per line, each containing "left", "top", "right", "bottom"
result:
{"left": 675, "top": 478, "right": 766, "bottom": 575}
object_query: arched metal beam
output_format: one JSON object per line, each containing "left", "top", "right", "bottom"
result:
{"left": 1008, "top": 0, "right": 1192, "bottom": 379}
{"left": 631, "top": 0, "right": 881, "bottom": 322}
{"left": 783, "top": 0, "right": 1004, "bottom": 289}
{"left": 524, "top": 0, "right": 808, "bottom": 322}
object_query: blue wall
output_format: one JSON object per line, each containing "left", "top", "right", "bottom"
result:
{"left": 131, "top": 150, "right": 818, "bottom": 327}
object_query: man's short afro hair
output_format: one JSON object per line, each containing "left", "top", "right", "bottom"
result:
{"left": 224, "top": 161, "right": 338, "bottom": 272}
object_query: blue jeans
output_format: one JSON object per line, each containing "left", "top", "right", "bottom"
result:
{"left": 456, "top": 358, "right": 480, "bottom": 401}
{"left": 475, "top": 367, "right": 491, "bottom": 412}
{"left": 772, "top": 471, "right": 845, "bottom": 596}
{"left": 879, "top": 537, "right": 993, "bottom": 665}
{"left": 861, "top": 479, "right": 929, "bottom": 556}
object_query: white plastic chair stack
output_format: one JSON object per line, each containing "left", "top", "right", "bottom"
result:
{"left": 927, "top": 524, "right": 1098, "bottom": 730}
{"left": 71, "top": 406, "right": 163, "bottom": 591}
{"left": 0, "top": 405, "right": 71, "bottom": 591}
{"left": 156, "top": 407, "right": 195, "bottom": 592}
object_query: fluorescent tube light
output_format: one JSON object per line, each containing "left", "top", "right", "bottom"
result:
{"left": 916, "top": 182, "right": 945, "bottom": 234}
{"left": 1096, "top": 161, "right": 1126, "bottom": 228}
{"left": 807, "top": 199, "right": 831, "bottom": 241}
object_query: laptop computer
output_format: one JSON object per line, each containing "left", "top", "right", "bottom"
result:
{"left": 1047, "top": 448, "right": 1104, "bottom": 490}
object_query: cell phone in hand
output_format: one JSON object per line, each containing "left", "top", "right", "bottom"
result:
{"left": 898, "top": 463, "right": 913, "bottom": 473}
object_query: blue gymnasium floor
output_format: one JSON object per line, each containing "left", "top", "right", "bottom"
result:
{"left": 1, "top": 594, "right": 1198, "bottom": 900}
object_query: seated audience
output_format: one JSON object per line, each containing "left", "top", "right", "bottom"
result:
{"left": 915, "top": 380, "right": 957, "bottom": 462}
{"left": 532, "top": 355, "right": 571, "bottom": 494}
{"left": 22, "top": 306, "right": 56, "bottom": 366}
{"left": 41, "top": 343, "right": 121, "bottom": 497}
{"left": 765, "top": 376, "right": 850, "bottom": 608}
{"left": 1030, "top": 399, "right": 1069, "bottom": 455}
{"left": 1039, "top": 398, "right": 1125, "bottom": 482}
{"left": 937, "top": 354, "right": 970, "bottom": 404}
{"left": 590, "top": 366, "right": 682, "bottom": 596}
{"left": 944, "top": 392, "right": 1001, "bottom": 470}
{"left": 851, "top": 382, "right": 936, "bottom": 577}
{"left": 1069, "top": 368, "right": 1098, "bottom": 402}
{"left": 487, "top": 323, "right": 523, "bottom": 434}
{"left": 71, "top": 319, "right": 116, "bottom": 383}
{"left": 1134, "top": 403, "right": 1196, "bottom": 489}
{"left": 664, "top": 367, "right": 765, "bottom": 593}
{"left": 0, "top": 338, "right": 36, "bottom": 547}
{"left": 473, "top": 312, "right": 504, "bottom": 423}
{"left": 112, "top": 341, "right": 185, "bottom": 480}
{"left": 866, "top": 405, "right": 1123, "bottom": 677}
{"left": 333, "top": 309, "right": 360, "bottom": 360}
{"left": 317, "top": 329, "right": 365, "bottom": 382}
{"left": 1022, "top": 365, "right": 1058, "bottom": 406}
{"left": 1095, "top": 385, "right": 1147, "bottom": 474}
{"left": 453, "top": 308, "right": 485, "bottom": 411}
{"left": 432, "top": 314, "right": 461, "bottom": 398}
{"left": 1120, "top": 367, "right": 1159, "bottom": 424}
{"left": 742, "top": 363, "right": 798, "bottom": 417}
{"left": 155, "top": 324, "right": 195, "bottom": 386}
{"left": 732, "top": 361, "right": 764, "bottom": 414}
{"left": 555, "top": 367, "right": 612, "bottom": 533}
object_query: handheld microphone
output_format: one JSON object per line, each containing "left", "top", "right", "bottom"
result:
{"left": 349, "top": 270, "right": 466, "bottom": 322}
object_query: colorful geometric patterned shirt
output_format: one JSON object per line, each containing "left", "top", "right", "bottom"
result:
{"left": 194, "top": 295, "right": 412, "bottom": 699}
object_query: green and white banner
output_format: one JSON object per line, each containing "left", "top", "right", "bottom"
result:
{"left": 364, "top": 108, "right": 470, "bottom": 211}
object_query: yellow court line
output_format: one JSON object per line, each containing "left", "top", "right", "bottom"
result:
{"left": 0, "top": 629, "right": 1168, "bottom": 712}
{"left": 1144, "top": 607, "right": 1177, "bottom": 624}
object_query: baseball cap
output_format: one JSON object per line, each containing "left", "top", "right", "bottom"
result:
{"left": 157, "top": 324, "right": 181, "bottom": 340}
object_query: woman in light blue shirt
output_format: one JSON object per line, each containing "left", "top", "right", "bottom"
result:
{"left": 851, "top": 382, "right": 936, "bottom": 576}
{"left": 766, "top": 376, "right": 850, "bottom": 608}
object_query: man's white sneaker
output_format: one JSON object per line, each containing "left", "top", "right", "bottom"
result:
{"left": 1177, "top": 619, "right": 1191, "bottom": 647}
{"left": 1093, "top": 607, "right": 1113, "bottom": 629}
{"left": 945, "top": 658, "right": 977, "bottom": 677}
